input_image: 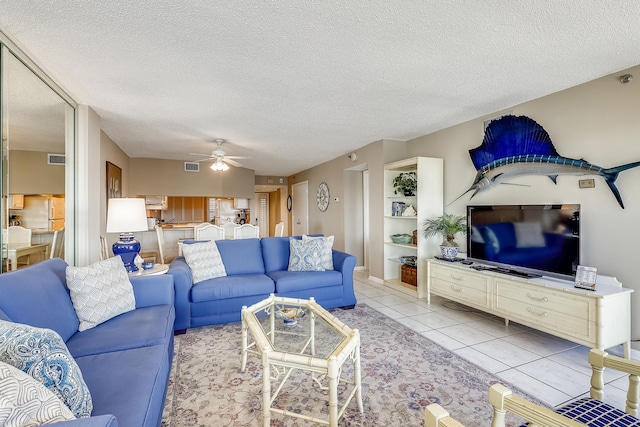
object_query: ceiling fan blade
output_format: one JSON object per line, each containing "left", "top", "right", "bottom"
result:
{"left": 191, "top": 157, "right": 214, "bottom": 163}
{"left": 226, "top": 155, "right": 250, "bottom": 160}
{"left": 188, "top": 152, "right": 212, "bottom": 157}
{"left": 224, "top": 158, "right": 243, "bottom": 167}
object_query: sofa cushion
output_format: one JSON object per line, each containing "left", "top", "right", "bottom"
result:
{"left": 65, "top": 305, "right": 175, "bottom": 358}
{"left": 216, "top": 239, "right": 265, "bottom": 275}
{"left": 190, "top": 274, "right": 275, "bottom": 303}
{"left": 553, "top": 397, "right": 640, "bottom": 427}
{"left": 66, "top": 256, "right": 136, "bottom": 332}
{"left": 268, "top": 270, "right": 342, "bottom": 293}
{"left": 0, "top": 258, "right": 79, "bottom": 342}
{"left": 302, "top": 235, "right": 334, "bottom": 270}
{"left": 261, "top": 235, "right": 321, "bottom": 272}
{"left": 288, "top": 238, "right": 326, "bottom": 271}
{"left": 0, "top": 361, "right": 76, "bottom": 425}
{"left": 182, "top": 241, "right": 227, "bottom": 284}
{"left": 0, "top": 320, "right": 93, "bottom": 418}
{"left": 75, "top": 345, "right": 170, "bottom": 427}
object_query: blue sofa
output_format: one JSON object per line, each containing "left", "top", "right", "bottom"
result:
{"left": 168, "top": 236, "right": 357, "bottom": 329}
{"left": 0, "top": 258, "right": 175, "bottom": 427}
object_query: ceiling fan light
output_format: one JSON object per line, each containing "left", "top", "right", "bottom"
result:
{"left": 210, "top": 160, "right": 229, "bottom": 171}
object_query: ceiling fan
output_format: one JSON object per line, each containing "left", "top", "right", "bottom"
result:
{"left": 189, "top": 139, "right": 250, "bottom": 171}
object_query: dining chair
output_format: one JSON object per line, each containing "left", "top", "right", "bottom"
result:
{"left": 233, "top": 224, "right": 259, "bottom": 239}
{"left": 155, "top": 225, "right": 174, "bottom": 265}
{"left": 99, "top": 235, "right": 110, "bottom": 260}
{"left": 223, "top": 222, "right": 239, "bottom": 239}
{"left": 49, "top": 227, "right": 65, "bottom": 259}
{"left": 194, "top": 223, "right": 225, "bottom": 240}
{"left": 274, "top": 221, "right": 285, "bottom": 237}
{"left": 8, "top": 226, "right": 33, "bottom": 267}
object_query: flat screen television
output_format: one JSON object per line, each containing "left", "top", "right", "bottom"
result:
{"left": 466, "top": 204, "right": 580, "bottom": 280}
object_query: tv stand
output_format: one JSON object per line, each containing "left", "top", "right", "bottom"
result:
{"left": 427, "top": 259, "right": 633, "bottom": 357}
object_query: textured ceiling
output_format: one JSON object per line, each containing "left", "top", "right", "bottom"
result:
{"left": 1, "top": 1, "right": 639, "bottom": 176}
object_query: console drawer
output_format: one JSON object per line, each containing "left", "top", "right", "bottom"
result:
{"left": 494, "top": 293, "right": 596, "bottom": 342}
{"left": 431, "top": 265, "right": 490, "bottom": 293}
{"left": 495, "top": 280, "right": 594, "bottom": 321}
{"left": 431, "top": 277, "right": 489, "bottom": 307}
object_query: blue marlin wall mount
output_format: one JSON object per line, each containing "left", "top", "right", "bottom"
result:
{"left": 454, "top": 115, "right": 640, "bottom": 208}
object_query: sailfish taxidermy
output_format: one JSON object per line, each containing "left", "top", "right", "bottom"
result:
{"left": 455, "top": 115, "right": 640, "bottom": 208}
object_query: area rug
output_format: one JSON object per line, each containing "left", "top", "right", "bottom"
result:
{"left": 161, "top": 304, "right": 535, "bottom": 426}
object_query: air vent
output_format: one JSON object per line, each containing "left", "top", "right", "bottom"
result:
{"left": 184, "top": 162, "right": 200, "bottom": 172}
{"left": 47, "top": 154, "right": 65, "bottom": 165}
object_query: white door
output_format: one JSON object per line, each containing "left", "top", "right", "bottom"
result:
{"left": 256, "top": 193, "right": 269, "bottom": 237}
{"left": 363, "top": 170, "right": 369, "bottom": 270}
{"left": 292, "top": 181, "right": 308, "bottom": 236}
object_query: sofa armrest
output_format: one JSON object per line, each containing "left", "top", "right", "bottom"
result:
{"left": 52, "top": 415, "right": 119, "bottom": 427}
{"left": 167, "top": 257, "right": 193, "bottom": 330}
{"left": 332, "top": 250, "right": 357, "bottom": 306}
{"left": 130, "top": 274, "right": 174, "bottom": 308}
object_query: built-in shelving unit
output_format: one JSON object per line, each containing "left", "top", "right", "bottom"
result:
{"left": 383, "top": 157, "right": 443, "bottom": 297}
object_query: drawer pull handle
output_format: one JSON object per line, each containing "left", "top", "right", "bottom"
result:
{"left": 450, "top": 285, "right": 463, "bottom": 293}
{"left": 450, "top": 274, "right": 464, "bottom": 281}
{"left": 526, "top": 293, "right": 548, "bottom": 303}
{"left": 527, "top": 307, "right": 548, "bottom": 317}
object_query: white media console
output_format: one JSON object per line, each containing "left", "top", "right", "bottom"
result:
{"left": 426, "top": 259, "right": 634, "bottom": 357}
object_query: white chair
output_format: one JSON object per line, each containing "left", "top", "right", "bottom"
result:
{"left": 49, "top": 227, "right": 65, "bottom": 259}
{"left": 155, "top": 225, "right": 174, "bottom": 265}
{"left": 194, "top": 223, "right": 225, "bottom": 240}
{"left": 274, "top": 221, "right": 285, "bottom": 237}
{"left": 233, "top": 224, "right": 259, "bottom": 239}
{"left": 223, "top": 222, "right": 239, "bottom": 239}
{"left": 8, "top": 226, "right": 33, "bottom": 267}
{"left": 99, "top": 235, "right": 110, "bottom": 260}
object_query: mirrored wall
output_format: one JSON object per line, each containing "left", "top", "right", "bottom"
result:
{"left": 1, "top": 42, "right": 75, "bottom": 272}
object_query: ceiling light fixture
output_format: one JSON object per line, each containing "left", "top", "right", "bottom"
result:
{"left": 210, "top": 158, "right": 229, "bottom": 171}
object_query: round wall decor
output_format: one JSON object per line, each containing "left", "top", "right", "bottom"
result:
{"left": 316, "top": 182, "right": 330, "bottom": 212}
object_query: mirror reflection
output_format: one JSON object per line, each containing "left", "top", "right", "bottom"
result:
{"left": 2, "top": 46, "right": 70, "bottom": 272}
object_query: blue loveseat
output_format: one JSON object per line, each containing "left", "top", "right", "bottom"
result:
{"left": 0, "top": 258, "right": 175, "bottom": 427}
{"left": 168, "top": 236, "right": 357, "bottom": 329}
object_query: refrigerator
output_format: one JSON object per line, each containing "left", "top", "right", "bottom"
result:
{"left": 17, "top": 195, "right": 65, "bottom": 231}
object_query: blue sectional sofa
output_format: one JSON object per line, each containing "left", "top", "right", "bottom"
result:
{"left": 0, "top": 258, "right": 175, "bottom": 427}
{"left": 168, "top": 236, "right": 357, "bottom": 329}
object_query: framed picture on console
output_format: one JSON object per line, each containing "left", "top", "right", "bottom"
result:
{"left": 106, "top": 161, "right": 122, "bottom": 207}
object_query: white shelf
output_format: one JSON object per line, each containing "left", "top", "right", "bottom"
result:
{"left": 383, "top": 157, "right": 443, "bottom": 298}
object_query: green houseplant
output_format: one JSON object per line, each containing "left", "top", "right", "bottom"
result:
{"left": 392, "top": 171, "right": 417, "bottom": 196}
{"left": 423, "top": 214, "right": 466, "bottom": 259}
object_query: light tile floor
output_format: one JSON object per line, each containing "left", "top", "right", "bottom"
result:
{"left": 353, "top": 269, "right": 640, "bottom": 410}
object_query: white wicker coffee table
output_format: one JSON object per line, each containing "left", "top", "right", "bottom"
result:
{"left": 241, "top": 294, "right": 363, "bottom": 427}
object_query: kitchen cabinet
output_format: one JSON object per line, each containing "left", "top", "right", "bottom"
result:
{"left": 383, "top": 157, "right": 443, "bottom": 297}
{"left": 164, "top": 197, "right": 206, "bottom": 223}
{"left": 9, "top": 194, "right": 24, "bottom": 209}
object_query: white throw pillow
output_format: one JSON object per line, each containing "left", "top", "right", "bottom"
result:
{"left": 66, "top": 256, "right": 136, "bottom": 332}
{"left": 181, "top": 241, "right": 227, "bottom": 284}
{"left": 514, "top": 222, "right": 546, "bottom": 248}
{"left": 0, "top": 361, "right": 76, "bottom": 426}
{"left": 302, "top": 235, "right": 334, "bottom": 270}
{"left": 288, "top": 238, "right": 325, "bottom": 272}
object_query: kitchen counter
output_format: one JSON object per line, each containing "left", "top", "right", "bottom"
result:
{"left": 157, "top": 222, "right": 207, "bottom": 229}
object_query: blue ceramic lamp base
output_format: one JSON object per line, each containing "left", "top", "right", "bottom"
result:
{"left": 112, "top": 233, "right": 141, "bottom": 272}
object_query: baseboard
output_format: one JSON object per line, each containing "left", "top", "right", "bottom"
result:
{"left": 368, "top": 275, "right": 384, "bottom": 285}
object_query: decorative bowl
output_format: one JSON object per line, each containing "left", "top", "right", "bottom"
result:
{"left": 390, "top": 234, "right": 413, "bottom": 244}
{"left": 142, "top": 261, "right": 156, "bottom": 270}
{"left": 275, "top": 307, "right": 306, "bottom": 325}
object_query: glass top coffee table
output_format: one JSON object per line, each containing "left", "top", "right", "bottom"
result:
{"left": 241, "top": 294, "right": 363, "bottom": 426}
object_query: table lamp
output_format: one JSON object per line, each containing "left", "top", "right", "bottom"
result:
{"left": 106, "top": 198, "right": 148, "bottom": 272}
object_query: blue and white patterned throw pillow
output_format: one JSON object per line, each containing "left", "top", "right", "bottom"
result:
{"left": 302, "top": 235, "right": 334, "bottom": 270}
{"left": 66, "top": 255, "right": 136, "bottom": 331}
{"left": 182, "top": 241, "right": 227, "bottom": 284}
{"left": 288, "top": 238, "right": 326, "bottom": 272}
{"left": 0, "top": 361, "right": 76, "bottom": 425}
{"left": 0, "top": 320, "right": 93, "bottom": 418}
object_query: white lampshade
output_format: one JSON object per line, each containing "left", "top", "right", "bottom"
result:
{"left": 210, "top": 159, "right": 229, "bottom": 171}
{"left": 106, "top": 198, "right": 148, "bottom": 233}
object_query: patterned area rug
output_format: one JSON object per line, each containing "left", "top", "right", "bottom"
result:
{"left": 161, "top": 304, "right": 534, "bottom": 426}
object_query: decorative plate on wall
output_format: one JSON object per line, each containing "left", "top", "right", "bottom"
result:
{"left": 316, "top": 182, "right": 329, "bottom": 212}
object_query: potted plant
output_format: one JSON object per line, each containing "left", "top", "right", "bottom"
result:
{"left": 423, "top": 213, "right": 466, "bottom": 260}
{"left": 392, "top": 171, "right": 417, "bottom": 196}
